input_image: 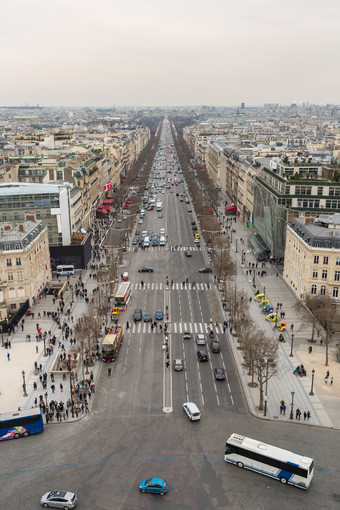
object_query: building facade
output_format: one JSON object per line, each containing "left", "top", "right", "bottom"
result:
{"left": 0, "top": 220, "right": 51, "bottom": 319}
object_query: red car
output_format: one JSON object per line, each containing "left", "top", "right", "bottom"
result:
{"left": 147, "top": 207, "right": 154, "bottom": 211}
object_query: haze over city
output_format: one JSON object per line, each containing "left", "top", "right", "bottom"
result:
{"left": 2, "top": 0, "right": 339, "bottom": 106}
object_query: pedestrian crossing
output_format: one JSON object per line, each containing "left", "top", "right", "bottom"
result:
{"left": 130, "top": 282, "right": 213, "bottom": 291}
{"left": 129, "top": 322, "right": 225, "bottom": 335}
{"left": 130, "top": 245, "right": 201, "bottom": 252}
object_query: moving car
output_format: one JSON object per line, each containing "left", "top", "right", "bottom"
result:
{"left": 183, "top": 402, "right": 201, "bottom": 421}
{"left": 192, "top": 225, "right": 198, "bottom": 231}
{"left": 144, "top": 313, "right": 151, "bottom": 322}
{"left": 139, "top": 478, "right": 168, "bottom": 496}
{"left": 214, "top": 368, "right": 226, "bottom": 381}
{"left": 182, "top": 331, "right": 191, "bottom": 340}
{"left": 155, "top": 309, "right": 163, "bottom": 320}
{"left": 133, "top": 309, "right": 142, "bottom": 321}
{"left": 158, "top": 213, "right": 163, "bottom": 218}
{"left": 185, "top": 250, "right": 192, "bottom": 257}
{"left": 198, "top": 267, "right": 213, "bottom": 273}
{"left": 132, "top": 238, "right": 138, "bottom": 245}
{"left": 210, "top": 341, "right": 220, "bottom": 353}
{"left": 196, "top": 333, "right": 206, "bottom": 345}
{"left": 173, "top": 359, "right": 184, "bottom": 371}
{"left": 40, "top": 490, "right": 78, "bottom": 509}
{"left": 138, "top": 267, "right": 154, "bottom": 272}
{"left": 197, "top": 350, "right": 209, "bottom": 361}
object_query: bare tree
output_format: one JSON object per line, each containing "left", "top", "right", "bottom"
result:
{"left": 241, "top": 330, "right": 278, "bottom": 410}
{"left": 298, "top": 294, "right": 340, "bottom": 366}
{"left": 211, "top": 235, "right": 237, "bottom": 282}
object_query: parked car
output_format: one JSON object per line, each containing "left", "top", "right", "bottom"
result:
{"left": 198, "top": 267, "right": 213, "bottom": 273}
{"left": 138, "top": 267, "right": 154, "bottom": 272}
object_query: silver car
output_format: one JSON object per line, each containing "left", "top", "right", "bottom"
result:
{"left": 40, "top": 490, "right": 78, "bottom": 509}
{"left": 196, "top": 333, "right": 206, "bottom": 345}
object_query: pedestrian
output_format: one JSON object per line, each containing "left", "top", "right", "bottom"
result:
{"left": 308, "top": 346, "right": 312, "bottom": 354}
{"left": 330, "top": 376, "right": 334, "bottom": 386}
{"left": 7, "top": 352, "right": 10, "bottom": 361}
{"left": 108, "top": 367, "right": 112, "bottom": 376}
{"left": 296, "top": 408, "right": 301, "bottom": 420}
{"left": 60, "top": 383, "right": 63, "bottom": 392}
{"left": 126, "top": 321, "right": 129, "bottom": 330}
{"left": 324, "top": 377, "right": 328, "bottom": 384}
{"left": 303, "top": 411, "right": 307, "bottom": 421}
{"left": 290, "top": 323, "right": 294, "bottom": 331}
{"left": 51, "top": 384, "right": 55, "bottom": 393}
{"left": 282, "top": 404, "right": 286, "bottom": 415}
{"left": 307, "top": 411, "right": 311, "bottom": 420}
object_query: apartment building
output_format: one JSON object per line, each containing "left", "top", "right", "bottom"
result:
{"left": 284, "top": 215, "right": 340, "bottom": 300}
{"left": 0, "top": 220, "right": 51, "bottom": 319}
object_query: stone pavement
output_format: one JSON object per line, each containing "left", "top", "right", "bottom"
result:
{"left": 222, "top": 213, "right": 340, "bottom": 429}
{"left": 0, "top": 268, "right": 106, "bottom": 424}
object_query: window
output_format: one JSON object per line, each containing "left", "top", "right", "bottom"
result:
{"left": 311, "top": 285, "right": 317, "bottom": 295}
{"left": 314, "top": 256, "right": 319, "bottom": 264}
{"left": 322, "top": 270, "right": 328, "bottom": 280}
{"left": 16, "top": 257, "right": 21, "bottom": 265}
{"left": 320, "top": 285, "right": 326, "bottom": 295}
{"left": 8, "top": 272, "right": 13, "bottom": 281}
{"left": 17, "top": 271, "right": 23, "bottom": 280}
{"left": 323, "top": 257, "right": 329, "bottom": 265}
{"left": 336, "top": 258, "right": 340, "bottom": 266}
{"left": 333, "top": 287, "right": 339, "bottom": 298}
{"left": 5, "top": 245, "right": 10, "bottom": 250}
{"left": 317, "top": 187, "right": 323, "bottom": 196}
{"left": 6, "top": 259, "right": 12, "bottom": 267}
{"left": 335, "top": 271, "right": 340, "bottom": 281}
{"left": 312, "top": 269, "right": 318, "bottom": 279}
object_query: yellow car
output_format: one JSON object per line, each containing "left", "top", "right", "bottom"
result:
{"left": 255, "top": 293, "right": 266, "bottom": 302}
{"left": 195, "top": 233, "right": 200, "bottom": 239}
{"left": 266, "top": 313, "right": 279, "bottom": 322}
{"left": 260, "top": 300, "right": 270, "bottom": 307}
{"left": 112, "top": 307, "right": 120, "bottom": 316}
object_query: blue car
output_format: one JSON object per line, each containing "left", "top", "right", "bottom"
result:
{"left": 139, "top": 478, "right": 168, "bottom": 496}
{"left": 155, "top": 309, "right": 163, "bottom": 320}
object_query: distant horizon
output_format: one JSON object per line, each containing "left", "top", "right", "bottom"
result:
{"left": 1, "top": 102, "right": 338, "bottom": 109}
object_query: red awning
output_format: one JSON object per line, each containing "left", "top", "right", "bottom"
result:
{"left": 226, "top": 205, "right": 237, "bottom": 212}
{"left": 103, "top": 199, "right": 113, "bottom": 205}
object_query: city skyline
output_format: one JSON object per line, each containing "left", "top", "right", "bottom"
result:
{"left": 1, "top": 0, "right": 340, "bottom": 106}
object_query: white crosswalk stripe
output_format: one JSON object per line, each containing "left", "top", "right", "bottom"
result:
{"left": 131, "top": 282, "right": 212, "bottom": 291}
{"left": 130, "top": 322, "right": 224, "bottom": 334}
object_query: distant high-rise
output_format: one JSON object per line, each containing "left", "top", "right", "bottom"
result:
{"left": 241, "top": 102, "right": 245, "bottom": 109}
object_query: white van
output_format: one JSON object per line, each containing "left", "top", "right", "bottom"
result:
{"left": 143, "top": 236, "right": 150, "bottom": 248}
{"left": 56, "top": 265, "right": 75, "bottom": 276}
{"left": 159, "top": 236, "right": 166, "bottom": 246}
{"left": 183, "top": 402, "right": 201, "bottom": 421}
{"left": 160, "top": 228, "right": 165, "bottom": 236}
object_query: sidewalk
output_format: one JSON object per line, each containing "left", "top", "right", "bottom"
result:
{"left": 223, "top": 214, "right": 340, "bottom": 429}
{"left": 0, "top": 266, "right": 106, "bottom": 424}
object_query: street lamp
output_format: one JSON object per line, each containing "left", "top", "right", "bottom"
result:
{"left": 309, "top": 369, "right": 315, "bottom": 396}
{"left": 289, "top": 391, "right": 295, "bottom": 420}
{"left": 45, "top": 391, "right": 48, "bottom": 413}
{"left": 289, "top": 333, "right": 295, "bottom": 357}
{"left": 22, "top": 370, "right": 28, "bottom": 397}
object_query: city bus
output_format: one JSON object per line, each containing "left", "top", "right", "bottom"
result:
{"left": 56, "top": 264, "right": 75, "bottom": 276}
{"left": 102, "top": 324, "right": 123, "bottom": 362}
{"left": 0, "top": 409, "right": 44, "bottom": 441}
{"left": 224, "top": 433, "right": 314, "bottom": 489}
{"left": 113, "top": 281, "right": 131, "bottom": 311}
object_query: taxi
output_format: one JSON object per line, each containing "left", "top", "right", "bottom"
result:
{"left": 112, "top": 307, "right": 120, "bottom": 316}
{"left": 266, "top": 312, "right": 279, "bottom": 322}
{"left": 195, "top": 233, "right": 200, "bottom": 239}
{"left": 255, "top": 293, "right": 266, "bottom": 302}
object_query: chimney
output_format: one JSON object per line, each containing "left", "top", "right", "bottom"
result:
{"left": 18, "top": 223, "right": 25, "bottom": 232}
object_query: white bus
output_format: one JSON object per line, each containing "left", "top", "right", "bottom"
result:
{"left": 56, "top": 265, "right": 75, "bottom": 276}
{"left": 224, "top": 433, "right": 314, "bottom": 490}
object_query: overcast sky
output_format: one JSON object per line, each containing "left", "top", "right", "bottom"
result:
{"left": 1, "top": 0, "right": 339, "bottom": 107}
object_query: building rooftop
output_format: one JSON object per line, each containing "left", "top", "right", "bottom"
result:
{"left": 0, "top": 182, "right": 70, "bottom": 196}
{"left": 290, "top": 216, "right": 340, "bottom": 249}
{"left": 0, "top": 220, "right": 45, "bottom": 250}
